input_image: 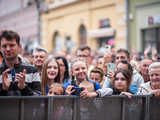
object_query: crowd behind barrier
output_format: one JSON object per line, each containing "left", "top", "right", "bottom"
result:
{"left": 1, "top": 30, "right": 160, "bottom": 120}
{"left": 0, "top": 95, "right": 160, "bottom": 120}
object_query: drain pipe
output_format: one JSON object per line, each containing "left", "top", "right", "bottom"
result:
{"left": 125, "top": 0, "right": 130, "bottom": 50}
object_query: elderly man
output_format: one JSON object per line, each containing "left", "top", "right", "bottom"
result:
{"left": 139, "top": 58, "right": 153, "bottom": 82}
{"left": 137, "top": 62, "right": 160, "bottom": 96}
{"left": 32, "top": 47, "right": 47, "bottom": 73}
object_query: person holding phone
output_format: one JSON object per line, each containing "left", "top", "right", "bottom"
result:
{"left": 64, "top": 58, "right": 101, "bottom": 96}
{"left": 0, "top": 30, "right": 41, "bottom": 96}
{"left": 103, "top": 45, "right": 115, "bottom": 75}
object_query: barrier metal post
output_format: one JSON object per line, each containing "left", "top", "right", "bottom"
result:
{"left": 19, "top": 99, "right": 24, "bottom": 120}
{"left": 47, "top": 97, "right": 53, "bottom": 120}
{"left": 144, "top": 96, "right": 150, "bottom": 120}
{"left": 121, "top": 97, "right": 126, "bottom": 120}
{"left": 72, "top": 97, "right": 80, "bottom": 120}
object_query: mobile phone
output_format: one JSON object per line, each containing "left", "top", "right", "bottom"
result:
{"left": 71, "top": 87, "right": 84, "bottom": 96}
{"left": 107, "top": 63, "right": 115, "bottom": 72}
{"left": 105, "top": 45, "right": 111, "bottom": 54}
{"left": 10, "top": 69, "right": 15, "bottom": 81}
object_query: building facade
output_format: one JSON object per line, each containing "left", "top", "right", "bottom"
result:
{"left": 128, "top": 0, "right": 160, "bottom": 53}
{"left": 0, "top": 0, "right": 40, "bottom": 53}
{"left": 41, "top": 0, "right": 127, "bottom": 53}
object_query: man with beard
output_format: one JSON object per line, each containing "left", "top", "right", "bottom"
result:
{"left": 0, "top": 30, "right": 41, "bottom": 96}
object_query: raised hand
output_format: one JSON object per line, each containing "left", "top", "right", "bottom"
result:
{"left": 16, "top": 69, "right": 26, "bottom": 89}
{"left": 2, "top": 69, "right": 11, "bottom": 90}
{"left": 144, "top": 45, "right": 151, "bottom": 58}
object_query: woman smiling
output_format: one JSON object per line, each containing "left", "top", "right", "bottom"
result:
{"left": 41, "top": 56, "right": 61, "bottom": 95}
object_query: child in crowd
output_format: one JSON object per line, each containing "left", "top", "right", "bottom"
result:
{"left": 48, "top": 83, "right": 64, "bottom": 96}
{"left": 48, "top": 83, "right": 65, "bottom": 120}
{"left": 89, "top": 67, "right": 105, "bottom": 87}
{"left": 79, "top": 80, "right": 95, "bottom": 92}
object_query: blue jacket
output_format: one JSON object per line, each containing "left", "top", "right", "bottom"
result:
{"left": 63, "top": 80, "right": 101, "bottom": 91}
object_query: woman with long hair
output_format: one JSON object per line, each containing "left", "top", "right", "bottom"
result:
{"left": 55, "top": 56, "right": 70, "bottom": 85}
{"left": 41, "top": 56, "right": 61, "bottom": 95}
{"left": 112, "top": 69, "right": 133, "bottom": 98}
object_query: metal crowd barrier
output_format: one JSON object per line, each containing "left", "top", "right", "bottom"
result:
{"left": 0, "top": 95, "right": 160, "bottom": 120}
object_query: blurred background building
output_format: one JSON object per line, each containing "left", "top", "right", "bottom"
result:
{"left": 41, "top": 0, "right": 127, "bottom": 54}
{"left": 0, "top": 0, "right": 42, "bottom": 53}
{"left": 0, "top": 0, "right": 160, "bottom": 54}
{"left": 128, "top": 0, "right": 160, "bottom": 54}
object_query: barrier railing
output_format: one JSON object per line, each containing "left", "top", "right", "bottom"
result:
{"left": 0, "top": 95, "right": 160, "bottom": 120}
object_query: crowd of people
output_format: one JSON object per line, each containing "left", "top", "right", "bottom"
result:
{"left": 0, "top": 30, "right": 160, "bottom": 98}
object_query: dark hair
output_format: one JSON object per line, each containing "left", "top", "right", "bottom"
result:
{"left": 97, "top": 55, "right": 104, "bottom": 59}
{"left": 0, "top": 30, "right": 20, "bottom": 45}
{"left": 113, "top": 69, "right": 132, "bottom": 90}
{"left": 76, "top": 45, "right": 91, "bottom": 55}
{"left": 0, "top": 51, "right": 3, "bottom": 56}
{"left": 116, "top": 49, "right": 130, "bottom": 59}
{"left": 117, "top": 60, "right": 133, "bottom": 76}
{"left": 55, "top": 56, "right": 70, "bottom": 81}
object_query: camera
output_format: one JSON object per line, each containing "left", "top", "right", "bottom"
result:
{"left": 71, "top": 86, "right": 84, "bottom": 96}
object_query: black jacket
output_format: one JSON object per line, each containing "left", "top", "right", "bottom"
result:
{"left": 0, "top": 58, "right": 41, "bottom": 96}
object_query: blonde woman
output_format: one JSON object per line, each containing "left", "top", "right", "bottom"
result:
{"left": 64, "top": 58, "right": 101, "bottom": 96}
